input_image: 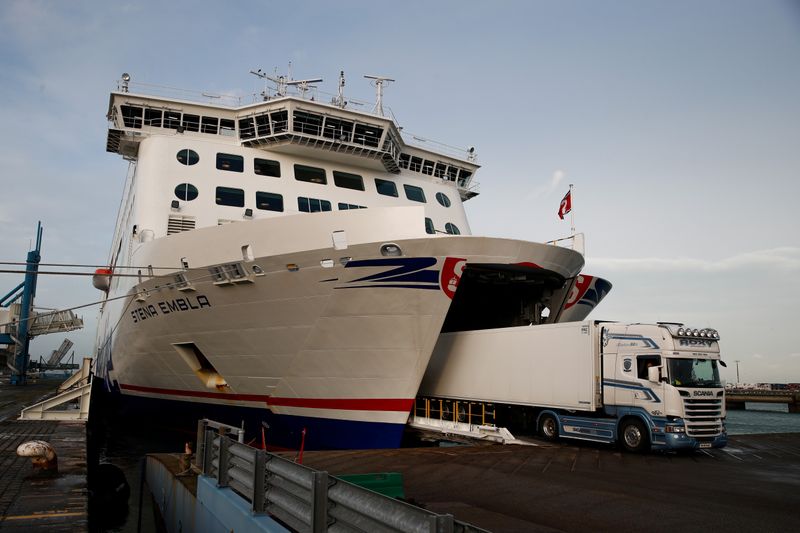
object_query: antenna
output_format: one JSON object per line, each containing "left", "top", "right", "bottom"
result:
{"left": 332, "top": 70, "right": 347, "bottom": 108}
{"left": 250, "top": 68, "right": 280, "bottom": 99}
{"left": 252, "top": 65, "right": 322, "bottom": 98}
{"left": 364, "top": 75, "right": 395, "bottom": 116}
{"left": 286, "top": 78, "right": 324, "bottom": 99}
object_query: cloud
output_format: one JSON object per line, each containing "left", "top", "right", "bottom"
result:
{"left": 522, "top": 169, "right": 566, "bottom": 202}
{"left": 587, "top": 247, "right": 800, "bottom": 274}
{"left": 752, "top": 354, "right": 765, "bottom": 359}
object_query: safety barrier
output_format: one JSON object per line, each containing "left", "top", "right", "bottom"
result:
{"left": 195, "top": 419, "right": 489, "bottom": 533}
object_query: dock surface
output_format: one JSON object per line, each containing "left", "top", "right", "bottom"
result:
{"left": 0, "top": 378, "right": 88, "bottom": 531}
{"left": 296, "top": 433, "right": 800, "bottom": 532}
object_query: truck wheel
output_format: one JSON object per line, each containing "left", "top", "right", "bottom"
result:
{"left": 539, "top": 413, "right": 559, "bottom": 441}
{"left": 620, "top": 419, "right": 649, "bottom": 453}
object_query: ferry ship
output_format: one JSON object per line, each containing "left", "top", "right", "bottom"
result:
{"left": 94, "top": 71, "right": 608, "bottom": 449}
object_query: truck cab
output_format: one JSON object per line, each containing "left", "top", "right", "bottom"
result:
{"left": 602, "top": 323, "right": 727, "bottom": 451}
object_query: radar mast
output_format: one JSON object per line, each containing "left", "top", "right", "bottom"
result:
{"left": 364, "top": 75, "right": 395, "bottom": 116}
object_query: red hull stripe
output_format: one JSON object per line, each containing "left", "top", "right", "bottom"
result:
{"left": 119, "top": 383, "right": 414, "bottom": 412}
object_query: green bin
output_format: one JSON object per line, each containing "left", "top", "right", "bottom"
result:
{"left": 337, "top": 472, "right": 405, "bottom": 499}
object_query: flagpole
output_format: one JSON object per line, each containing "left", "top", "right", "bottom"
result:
{"left": 569, "top": 183, "right": 575, "bottom": 236}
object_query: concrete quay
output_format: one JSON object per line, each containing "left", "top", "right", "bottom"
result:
{"left": 295, "top": 433, "right": 800, "bottom": 533}
{"left": 0, "top": 378, "right": 88, "bottom": 531}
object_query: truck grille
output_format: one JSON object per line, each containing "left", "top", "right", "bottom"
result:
{"left": 683, "top": 398, "right": 723, "bottom": 437}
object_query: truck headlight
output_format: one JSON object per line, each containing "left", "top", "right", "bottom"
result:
{"left": 665, "top": 425, "right": 685, "bottom": 433}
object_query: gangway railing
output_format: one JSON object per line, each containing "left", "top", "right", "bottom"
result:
{"left": 19, "top": 357, "right": 92, "bottom": 420}
{"left": 195, "top": 419, "right": 489, "bottom": 533}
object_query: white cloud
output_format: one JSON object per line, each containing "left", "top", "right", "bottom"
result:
{"left": 587, "top": 247, "right": 800, "bottom": 274}
{"left": 523, "top": 169, "right": 566, "bottom": 202}
{"left": 752, "top": 354, "right": 765, "bottom": 359}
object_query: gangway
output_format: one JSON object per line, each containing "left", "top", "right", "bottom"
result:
{"left": 19, "top": 357, "right": 92, "bottom": 420}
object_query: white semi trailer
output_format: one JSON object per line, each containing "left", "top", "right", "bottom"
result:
{"left": 415, "top": 321, "right": 727, "bottom": 452}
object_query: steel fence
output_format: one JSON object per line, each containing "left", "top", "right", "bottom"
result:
{"left": 195, "top": 419, "right": 489, "bottom": 533}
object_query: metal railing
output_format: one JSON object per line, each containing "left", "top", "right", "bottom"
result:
{"left": 195, "top": 419, "right": 489, "bottom": 533}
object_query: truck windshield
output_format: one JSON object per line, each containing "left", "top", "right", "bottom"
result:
{"left": 667, "top": 358, "right": 721, "bottom": 388}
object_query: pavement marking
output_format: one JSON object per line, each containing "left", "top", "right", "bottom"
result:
{"left": 2, "top": 511, "right": 87, "bottom": 521}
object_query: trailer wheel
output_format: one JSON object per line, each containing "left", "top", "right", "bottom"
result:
{"left": 620, "top": 419, "right": 649, "bottom": 453}
{"left": 539, "top": 413, "right": 559, "bottom": 441}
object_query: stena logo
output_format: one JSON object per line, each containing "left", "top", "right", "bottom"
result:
{"left": 440, "top": 257, "right": 466, "bottom": 300}
{"left": 623, "top": 358, "right": 633, "bottom": 372}
{"left": 679, "top": 339, "right": 715, "bottom": 347}
{"left": 693, "top": 390, "right": 713, "bottom": 397}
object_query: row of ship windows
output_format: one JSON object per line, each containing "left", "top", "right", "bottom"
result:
{"left": 172, "top": 184, "right": 461, "bottom": 235}
{"left": 176, "top": 149, "right": 453, "bottom": 207}
{"left": 119, "top": 102, "right": 473, "bottom": 185}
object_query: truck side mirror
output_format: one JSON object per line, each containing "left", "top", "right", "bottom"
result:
{"left": 648, "top": 366, "right": 661, "bottom": 383}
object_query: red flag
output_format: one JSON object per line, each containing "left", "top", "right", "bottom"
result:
{"left": 558, "top": 190, "right": 572, "bottom": 220}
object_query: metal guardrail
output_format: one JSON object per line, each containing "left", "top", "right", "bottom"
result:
{"left": 195, "top": 419, "right": 490, "bottom": 533}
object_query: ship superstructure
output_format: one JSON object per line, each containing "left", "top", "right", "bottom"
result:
{"left": 95, "top": 71, "right": 593, "bottom": 449}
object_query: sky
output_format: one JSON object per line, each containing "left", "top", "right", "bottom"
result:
{"left": 0, "top": 0, "right": 798, "bottom": 384}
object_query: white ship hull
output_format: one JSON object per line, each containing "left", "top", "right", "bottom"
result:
{"left": 95, "top": 208, "right": 584, "bottom": 448}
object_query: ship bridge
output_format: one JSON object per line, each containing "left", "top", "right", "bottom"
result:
{"left": 106, "top": 78, "right": 480, "bottom": 200}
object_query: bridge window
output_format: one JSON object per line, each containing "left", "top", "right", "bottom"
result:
{"left": 182, "top": 114, "right": 200, "bottom": 132}
{"left": 375, "top": 178, "right": 398, "bottom": 197}
{"left": 201, "top": 116, "right": 219, "bottom": 134}
{"left": 216, "top": 186, "right": 245, "bottom": 207}
{"left": 255, "top": 114, "right": 270, "bottom": 136}
{"left": 458, "top": 169, "right": 473, "bottom": 187}
{"left": 399, "top": 153, "right": 410, "bottom": 170}
{"left": 256, "top": 191, "right": 283, "bottom": 212}
{"left": 323, "top": 117, "right": 354, "bottom": 142}
{"left": 425, "top": 218, "right": 435, "bottom": 234}
{"left": 120, "top": 105, "right": 143, "bottom": 129}
{"left": 144, "top": 108, "right": 162, "bottom": 127}
{"left": 239, "top": 117, "right": 255, "bottom": 140}
{"left": 174, "top": 183, "right": 199, "bottom": 201}
{"left": 333, "top": 171, "right": 364, "bottom": 191}
{"left": 353, "top": 124, "right": 382, "bottom": 148}
{"left": 338, "top": 203, "right": 366, "bottom": 210}
{"left": 217, "top": 153, "right": 244, "bottom": 172}
{"left": 409, "top": 156, "right": 423, "bottom": 172}
{"left": 177, "top": 149, "right": 199, "bottom": 166}
{"left": 435, "top": 192, "right": 451, "bottom": 207}
{"left": 295, "top": 164, "right": 327, "bottom": 184}
{"left": 433, "top": 163, "right": 446, "bottom": 179}
{"left": 298, "top": 197, "right": 331, "bottom": 213}
{"left": 164, "top": 111, "right": 182, "bottom": 129}
{"left": 445, "top": 223, "right": 460, "bottom": 235}
{"left": 271, "top": 110, "right": 288, "bottom": 133}
{"left": 421, "top": 160, "right": 434, "bottom": 176}
{"left": 403, "top": 184, "right": 426, "bottom": 203}
{"left": 254, "top": 158, "right": 281, "bottom": 177}
{"left": 294, "top": 111, "right": 323, "bottom": 136}
{"left": 220, "top": 119, "right": 235, "bottom": 136}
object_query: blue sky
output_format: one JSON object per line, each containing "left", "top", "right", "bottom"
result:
{"left": 0, "top": 0, "right": 798, "bottom": 383}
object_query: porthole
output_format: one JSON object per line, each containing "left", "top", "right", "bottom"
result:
{"left": 174, "top": 183, "right": 198, "bottom": 201}
{"left": 176, "top": 149, "right": 199, "bottom": 166}
{"left": 445, "top": 223, "right": 461, "bottom": 235}
{"left": 435, "top": 192, "right": 451, "bottom": 208}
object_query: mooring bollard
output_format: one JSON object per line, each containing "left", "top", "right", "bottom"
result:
{"left": 16, "top": 440, "right": 58, "bottom": 474}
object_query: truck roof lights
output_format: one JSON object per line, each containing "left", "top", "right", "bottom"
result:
{"left": 672, "top": 326, "right": 720, "bottom": 340}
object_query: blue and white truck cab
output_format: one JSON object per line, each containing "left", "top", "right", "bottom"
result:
{"left": 600, "top": 322, "right": 727, "bottom": 451}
